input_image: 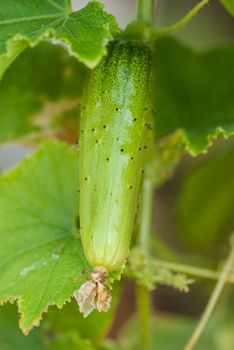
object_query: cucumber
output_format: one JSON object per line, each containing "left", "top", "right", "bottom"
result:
{"left": 79, "top": 40, "right": 153, "bottom": 272}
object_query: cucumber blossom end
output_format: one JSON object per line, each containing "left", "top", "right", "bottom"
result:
{"left": 74, "top": 266, "right": 111, "bottom": 317}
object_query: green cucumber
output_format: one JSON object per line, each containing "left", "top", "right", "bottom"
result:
{"left": 79, "top": 40, "right": 153, "bottom": 272}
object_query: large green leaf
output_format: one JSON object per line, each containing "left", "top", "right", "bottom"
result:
{"left": 0, "top": 141, "right": 90, "bottom": 334}
{"left": 154, "top": 38, "right": 234, "bottom": 155}
{"left": 220, "top": 0, "right": 234, "bottom": 15}
{"left": 176, "top": 141, "right": 234, "bottom": 253}
{"left": 0, "top": 42, "right": 87, "bottom": 144}
{"left": 0, "top": 0, "right": 119, "bottom": 79}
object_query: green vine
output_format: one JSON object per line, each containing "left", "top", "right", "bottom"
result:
{"left": 155, "top": 259, "right": 234, "bottom": 284}
{"left": 155, "top": 0, "right": 211, "bottom": 37}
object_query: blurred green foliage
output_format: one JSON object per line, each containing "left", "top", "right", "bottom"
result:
{"left": 119, "top": 298, "right": 234, "bottom": 350}
{"left": 0, "top": 43, "right": 86, "bottom": 143}
{"left": 154, "top": 38, "right": 234, "bottom": 155}
{"left": 220, "top": 0, "right": 234, "bottom": 16}
{"left": 176, "top": 141, "right": 234, "bottom": 256}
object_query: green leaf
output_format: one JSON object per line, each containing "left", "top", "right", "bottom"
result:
{"left": 0, "top": 42, "right": 87, "bottom": 144}
{"left": 0, "top": 0, "right": 119, "bottom": 79}
{"left": 220, "top": 0, "right": 234, "bottom": 16}
{"left": 45, "top": 333, "right": 95, "bottom": 350}
{"left": 119, "top": 314, "right": 218, "bottom": 350}
{"left": 176, "top": 141, "right": 234, "bottom": 253}
{"left": 0, "top": 303, "right": 44, "bottom": 350}
{"left": 0, "top": 140, "right": 90, "bottom": 334}
{"left": 154, "top": 38, "right": 234, "bottom": 155}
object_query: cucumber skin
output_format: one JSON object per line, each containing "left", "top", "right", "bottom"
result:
{"left": 79, "top": 40, "right": 153, "bottom": 271}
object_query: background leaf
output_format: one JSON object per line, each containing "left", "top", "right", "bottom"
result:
{"left": 154, "top": 38, "right": 234, "bottom": 155}
{"left": 0, "top": 42, "right": 87, "bottom": 144}
{"left": 176, "top": 140, "right": 234, "bottom": 254}
{"left": 119, "top": 314, "right": 224, "bottom": 350}
{"left": 0, "top": 140, "right": 90, "bottom": 334}
{"left": 0, "top": 303, "right": 43, "bottom": 350}
{"left": 0, "top": 0, "right": 119, "bottom": 79}
{"left": 220, "top": 0, "right": 234, "bottom": 16}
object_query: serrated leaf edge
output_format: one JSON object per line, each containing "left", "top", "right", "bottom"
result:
{"left": 171, "top": 126, "right": 234, "bottom": 156}
{"left": 0, "top": 1, "right": 119, "bottom": 79}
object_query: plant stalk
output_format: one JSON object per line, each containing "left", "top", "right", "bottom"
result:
{"left": 136, "top": 168, "right": 155, "bottom": 350}
{"left": 155, "top": 259, "right": 234, "bottom": 284}
{"left": 137, "top": 0, "right": 155, "bottom": 26}
{"left": 136, "top": 284, "right": 151, "bottom": 349}
{"left": 184, "top": 235, "right": 234, "bottom": 350}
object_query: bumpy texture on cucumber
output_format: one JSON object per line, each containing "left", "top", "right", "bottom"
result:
{"left": 79, "top": 40, "right": 153, "bottom": 271}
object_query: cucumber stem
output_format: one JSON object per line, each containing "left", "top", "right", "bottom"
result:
{"left": 184, "top": 235, "right": 234, "bottom": 350}
{"left": 136, "top": 165, "right": 155, "bottom": 350}
{"left": 137, "top": 0, "right": 155, "bottom": 26}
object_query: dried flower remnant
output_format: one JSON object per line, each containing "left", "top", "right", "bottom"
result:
{"left": 73, "top": 266, "right": 112, "bottom": 317}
